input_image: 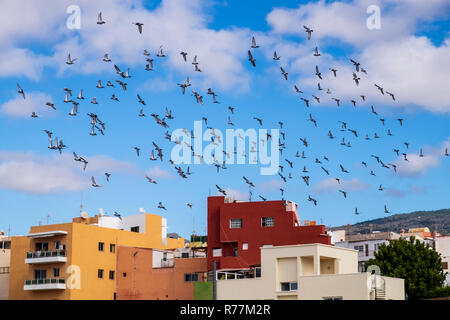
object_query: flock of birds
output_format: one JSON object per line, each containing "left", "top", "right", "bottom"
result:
{"left": 14, "top": 13, "right": 450, "bottom": 221}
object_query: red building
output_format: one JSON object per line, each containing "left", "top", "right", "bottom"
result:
{"left": 207, "top": 196, "right": 331, "bottom": 271}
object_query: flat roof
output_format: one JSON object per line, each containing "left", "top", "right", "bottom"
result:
{"left": 260, "top": 243, "right": 358, "bottom": 253}
{"left": 27, "top": 230, "right": 68, "bottom": 238}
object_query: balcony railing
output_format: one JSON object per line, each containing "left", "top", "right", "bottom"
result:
{"left": 26, "top": 250, "right": 66, "bottom": 259}
{"left": 25, "top": 278, "right": 65, "bottom": 286}
{"left": 160, "top": 258, "right": 175, "bottom": 268}
{"left": 217, "top": 268, "right": 261, "bottom": 280}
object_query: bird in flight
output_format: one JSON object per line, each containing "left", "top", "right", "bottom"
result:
{"left": 133, "top": 22, "right": 144, "bottom": 34}
{"left": 17, "top": 83, "right": 25, "bottom": 99}
{"left": 97, "top": 12, "right": 105, "bottom": 25}
{"left": 145, "top": 176, "right": 157, "bottom": 184}
{"left": 303, "top": 26, "right": 313, "bottom": 40}
{"left": 91, "top": 176, "right": 102, "bottom": 188}
{"left": 350, "top": 58, "right": 360, "bottom": 72}
{"left": 248, "top": 50, "right": 256, "bottom": 67}
{"left": 66, "top": 53, "right": 77, "bottom": 65}
{"left": 216, "top": 185, "right": 227, "bottom": 196}
{"left": 251, "top": 36, "right": 259, "bottom": 49}
{"left": 158, "top": 202, "right": 167, "bottom": 210}
{"left": 105, "top": 173, "right": 111, "bottom": 182}
{"left": 273, "top": 51, "right": 280, "bottom": 60}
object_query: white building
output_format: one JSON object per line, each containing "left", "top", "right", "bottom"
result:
{"left": 217, "top": 243, "right": 405, "bottom": 300}
{"left": 0, "top": 234, "right": 11, "bottom": 300}
{"left": 334, "top": 231, "right": 400, "bottom": 272}
{"left": 435, "top": 236, "right": 450, "bottom": 285}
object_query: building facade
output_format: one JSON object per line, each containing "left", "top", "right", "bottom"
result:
{"left": 0, "top": 234, "right": 11, "bottom": 300}
{"left": 207, "top": 196, "right": 331, "bottom": 271}
{"left": 334, "top": 231, "right": 400, "bottom": 272}
{"left": 116, "top": 246, "right": 207, "bottom": 300}
{"left": 435, "top": 236, "right": 450, "bottom": 285}
{"left": 217, "top": 243, "right": 405, "bottom": 300}
{"left": 8, "top": 212, "right": 185, "bottom": 300}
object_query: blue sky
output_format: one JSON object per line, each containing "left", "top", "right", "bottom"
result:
{"left": 0, "top": 0, "right": 449, "bottom": 238}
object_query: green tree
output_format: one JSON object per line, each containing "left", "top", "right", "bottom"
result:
{"left": 365, "top": 236, "right": 447, "bottom": 299}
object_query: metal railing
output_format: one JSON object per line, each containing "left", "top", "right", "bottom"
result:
{"left": 25, "top": 278, "right": 65, "bottom": 286}
{"left": 0, "top": 267, "right": 9, "bottom": 274}
{"left": 217, "top": 268, "right": 261, "bottom": 280}
{"left": 26, "top": 250, "right": 66, "bottom": 259}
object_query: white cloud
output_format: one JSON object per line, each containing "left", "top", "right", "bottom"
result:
{"left": 392, "top": 138, "right": 449, "bottom": 177}
{"left": 264, "top": 0, "right": 450, "bottom": 113}
{"left": 0, "top": 91, "right": 54, "bottom": 118}
{"left": 312, "top": 177, "right": 370, "bottom": 194}
{"left": 0, "top": 151, "right": 137, "bottom": 195}
{"left": 145, "top": 166, "right": 173, "bottom": 179}
{"left": 258, "top": 179, "right": 283, "bottom": 192}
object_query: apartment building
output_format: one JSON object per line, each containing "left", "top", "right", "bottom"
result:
{"left": 217, "top": 243, "right": 405, "bottom": 300}
{"left": 0, "top": 233, "right": 11, "bottom": 300}
{"left": 116, "top": 246, "right": 207, "bottom": 300}
{"left": 207, "top": 196, "right": 331, "bottom": 272}
{"left": 334, "top": 231, "right": 401, "bottom": 272}
{"left": 8, "top": 211, "right": 185, "bottom": 300}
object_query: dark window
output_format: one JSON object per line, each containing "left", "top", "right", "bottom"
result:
{"left": 365, "top": 244, "right": 369, "bottom": 256}
{"left": 98, "top": 269, "right": 104, "bottom": 279}
{"left": 34, "top": 269, "right": 46, "bottom": 279}
{"left": 109, "top": 271, "right": 115, "bottom": 280}
{"left": 261, "top": 217, "right": 274, "bottom": 227}
{"left": 123, "top": 272, "right": 127, "bottom": 277}
{"left": 54, "top": 268, "right": 60, "bottom": 277}
{"left": 255, "top": 267, "right": 261, "bottom": 278}
{"left": 443, "top": 262, "right": 448, "bottom": 270}
{"left": 230, "top": 219, "right": 242, "bottom": 229}
{"left": 181, "top": 252, "right": 189, "bottom": 258}
{"left": 184, "top": 273, "right": 199, "bottom": 282}
{"left": 98, "top": 242, "right": 104, "bottom": 251}
{"left": 131, "top": 226, "right": 140, "bottom": 233}
{"left": 110, "top": 244, "right": 115, "bottom": 253}
{"left": 55, "top": 241, "right": 61, "bottom": 250}
{"left": 36, "top": 242, "right": 49, "bottom": 251}
{"left": 281, "top": 282, "right": 297, "bottom": 291}
{"left": 113, "top": 292, "right": 117, "bottom": 300}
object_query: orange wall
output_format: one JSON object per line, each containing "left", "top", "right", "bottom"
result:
{"left": 116, "top": 246, "right": 207, "bottom": 300}
{"left": 9, "top": 213, "right": 186, "bottom": 300}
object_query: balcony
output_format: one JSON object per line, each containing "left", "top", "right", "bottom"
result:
{"left": 24, "top": 278, "right": 66, "bottom": 291}
{"left": 25, "top": 250, "right": 67, "bottom": 264}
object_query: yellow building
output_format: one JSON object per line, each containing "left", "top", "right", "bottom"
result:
{"left": 9, "top": 212, "right": 185, "bottom": 300}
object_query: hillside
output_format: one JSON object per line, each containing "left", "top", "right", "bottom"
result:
{"left": 329, "top": 209, "right": 450, "bottom": 235}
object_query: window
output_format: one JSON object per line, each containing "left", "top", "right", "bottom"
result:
{"left": 280, "top": 282, "right": 297, "bottom": 291}
{"left": 443, "top": 262, "right": 448, "bottom": 270}
{"left": 374, "top": 243, "right": 381, "bottom": 252}
{"left": 261, "top": 217, "right": 274, "bottom": 227}
{"left": 184, "top": 273, "right": 199, "bottom": 282}
{"left": 110, "top": 244, "right": 115, "bottom": 253}
{"left": 34, "top": 269, "right": 46, "bottom": 279}
{"left": 354, "top": 245, "right": 364, "bottom": 253}
{"left": 109, "top": 271, "right": 115, "bottom": 280}
{"left": 212, "top": 248, "right": 222, "bottom": 257}
{"left": 53, "top": 268, "right": 60, "bottom": 277}
{"left": 365, "top": 244, "right": 369, "bottom": 256}
{"left": 131, "top": 226, "right": 140, "bottom": 233}
{"left": 230, "top": 219, "right": 242, "bottom": 229}
{"left": 123, "top": 272, "right": 127, "bottom": 277}
{"left": 98, "top": 242, "right": 104, "bottom": 251}
{"left": 255, "top": 267, "right": 261, "bottom": 278}
{"left": 35, "top": 242, "right": 49, "bottom": 251}
{"left": 55, "top": 241, "right": 61, "bottom": 250}
{"left": 242, "top": 243, "right": 248, "bottom": 250}
{"left": 98, "top": 269, "right": 104, "bottom": 279}
{"left": 181, "top": 252, "right": 189, "bottom": 258}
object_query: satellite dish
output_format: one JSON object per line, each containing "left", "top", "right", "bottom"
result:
{"left": 99, "top": 208, "right": 104, "bottom": 217}
{"left": 139, "top": 208, "right": 145, "bottom": 213}
{"left": 80, "top": 211, "right": 89, "bottom": 219}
